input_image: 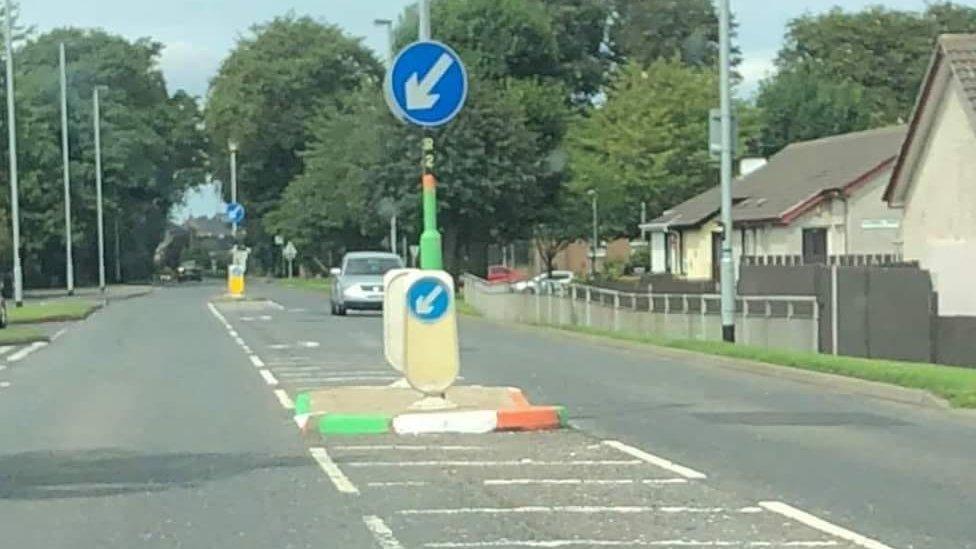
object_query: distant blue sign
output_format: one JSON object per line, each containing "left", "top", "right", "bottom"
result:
{"left": 407, "top": 277, "right": 451, "bottom": 323}
{"left": 386, "top": 40, "right": 468, "bottom": 127}
{"left": 226, "top": 202, "right": 245, "bottom": 224}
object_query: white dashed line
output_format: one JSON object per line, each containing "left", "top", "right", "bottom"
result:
{"left": 346, "top": 460, "right": 643, "bottom": 468}
{"left": 273, "top": 389, "right": 294, "bottom": 410}
{"left": 424, "top": 541, "right": 839, "bottom": 548}
{"left": 362, "top": 515, "right": 404, "bottom": 549}
{"left": 8, "top": 341, "right": 48, "bottom": 362}
{"left": 398, "top": 506, "right": 749, "bottom": 515}
{"left": 483, "top": 478, "right": 688, "bottom": 486}
{"left": 759, "top": 501, "right": 894, "bottom": 549}
{"left": 602, "top": 440, "right": 707, "bottom": 480}
{"left": 249, "top": 355, "right": 266, "bottom": 368}
{"left": 0, "top": 346, "right": 14, "bottom": 356}
{"left": 309, "top": 447, "right": 358, "bottom": 494}
{"left": 367, "top": 481, "right": 432, "bottom": 487}
{"left": 0, "top": 381, "right": 10, "bottom": 388}
{"left": 258, "top": 369, "right": 278, "bottom": 386}
{"left": 51, "top": 328, "right": 67, "bottom": 341}
{"left": 333, "top": 445, "right": 483, "bottom": 451}
{"left": 267, "top": 300, "right": 285, "bottom": 310}
{"left": 228, "top": 330, "right": 239, "bottom": 337}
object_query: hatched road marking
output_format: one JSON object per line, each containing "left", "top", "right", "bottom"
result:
{"left": 273, "top": 389, "right": 294, "bottom": 410}
{"left": 8, "top": 342, "right": 48, "bottom": 363}
{"left": 423, "top": 541, "right": 840, "bottom": 548}
{"left": 309, "top": 447, "right": 358, "bottom": 494}
{"left": 397, "top": 506, "right": 757, "bottom": 515}
{"left": 258, "top": 369, "right": 278, "bottom": 386}
{"left": 603, "top": 440, "right": 707, "bottom": 480}
{"left": 362, "top": 515, "right": 405, "bottom": 549}
{"left": 345, "top": 460, "right": 643, "bottom": 468}
{"left": 760, "top": 501, "right": 894, "bottom": 549}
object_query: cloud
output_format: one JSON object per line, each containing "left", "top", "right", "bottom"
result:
{"left": 158, "top": 40, "right": 225, "bottom": 98}
{"left": 738, "top": 51, "right": 777, "bottom": 98}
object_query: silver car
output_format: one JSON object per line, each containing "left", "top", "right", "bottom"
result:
{"left": 329, "top": 251, "right": 404, "bottom": 315}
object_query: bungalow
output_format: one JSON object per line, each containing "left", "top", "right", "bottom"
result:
{"left": 884, "top": 34, "right": 976, "bottom": 316}
{"left": 642, "top": 126, "right": 907, "bottom": 280}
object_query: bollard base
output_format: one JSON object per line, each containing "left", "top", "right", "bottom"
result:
{"left": 388, "top": 377, "right": 411, "bottom": 388}
{"left": 409, "top": 394, "right": 457, "bottom": 411}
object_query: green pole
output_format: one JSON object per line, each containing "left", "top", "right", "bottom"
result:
{"left": 419, "top": 136, "right": 442, "bottom": 270}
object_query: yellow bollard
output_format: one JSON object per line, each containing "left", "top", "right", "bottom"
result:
{"left": 228, "top": 265, "right": 245, "bottom": 298}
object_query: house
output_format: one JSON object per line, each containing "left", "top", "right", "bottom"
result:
{"left": 642, "top": 126, "right": 907, "bottom": 280}
{"left": 884, "top": 34, "right": 976, "bottom": 316}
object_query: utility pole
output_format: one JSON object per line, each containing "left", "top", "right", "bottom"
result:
{"left": 60, "top": 43, "right": 75, "bottom": 296}
{"left": 228, "top": 140, "right": 238, "bottom": 237}
{"left": 718, "top": 0, "right": 736, "bottom": 342}
{"left": 114, "top": 215, "right": 121, "bottom": 282}
{"left": 5, "top": 0, "right": 23, "bottom": 306}
{"left": 93, "top": 87, "right": 106, "bottom": 293}
{"left": 588, "top": 189, "right": 598, "bottom": 278}
{"left": 375, "top": 18, "right": 398, "bottom": 258}
{"left": 417, "top": 0, "right": 442, "bottom": 270}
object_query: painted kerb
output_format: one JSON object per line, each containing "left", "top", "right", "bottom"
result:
{"left": 463, "top": 275, "right": 819, "bottom": 353}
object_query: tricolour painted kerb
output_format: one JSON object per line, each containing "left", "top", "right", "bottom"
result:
{"left": 319, "top": 414, "right": 393, "bottom": 436}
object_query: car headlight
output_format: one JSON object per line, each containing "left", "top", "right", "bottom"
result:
{"left": 343, "top": 284, "right": 367, "bottom": 299}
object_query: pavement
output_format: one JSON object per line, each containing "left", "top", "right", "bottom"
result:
{"left": 23, "top": 284, "right": 154, "bottom": 302}
{"left": 0, "top": 280, "right": 972, "bottom": 548}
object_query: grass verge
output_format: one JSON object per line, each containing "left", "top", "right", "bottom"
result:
{"left": 0, "top": 325, "right": 48, "bottom": 344}
{"left": 10, "top": 300, "right": 100, "bottom": 324}
{"left": 276, "top": 277, "right": 331, "bottom": 294}
{"left": 542, "top": 323, "right": 976, "bottom": 408}
{"left": 455, "top": 296, "right": 482, "bottom": 317}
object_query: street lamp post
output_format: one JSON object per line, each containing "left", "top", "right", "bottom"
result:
{"left": 5, "top": 0, "right": 23, "bottom": 306}
{"left": 375, "top": 18, "right": 398, "bottom": 258}
{"left": 93, "top": 86, "right": 106, "bottom": 293}
{"left": 718, "top": 0, "right": 736, "bottom": 342}
{"left": 228, "top": 140, "right": 238, "bottom": 237}
{"left": 60, "top": 43, "right": 74, "bottom": 296}
{"left": 588, "top": 189, "right": 598, "bottom": 278}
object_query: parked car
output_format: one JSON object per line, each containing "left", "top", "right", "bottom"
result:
{"left": 486, "top": 265, "right": 526, "bottom": 284}
{"left": 176, "top": 261, "right": 203, "bottom": 282}
{"left": 329, "top": 251, "right": 404, "bottom": 316}
{"left": 512, "top": 270, "right": 575, "bottom": 294}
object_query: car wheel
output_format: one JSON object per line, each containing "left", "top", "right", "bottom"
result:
{"left": 336, "top": 304, "right": 347, "bottom": 316}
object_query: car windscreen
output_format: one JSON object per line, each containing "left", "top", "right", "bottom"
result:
{"left": 344, "top": 257, "right": 402, "bottom": 276}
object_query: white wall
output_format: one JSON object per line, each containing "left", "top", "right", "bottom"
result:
{"left": 901, "top": 81, "right": 976, "bottom": 315}
{"left": 844, "top": 169, "right": 902, "bottom": 255}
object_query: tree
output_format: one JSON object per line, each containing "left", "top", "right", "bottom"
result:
{"left": 566, "top": 61, "right": 722, "bottom": 237}
{"left": 205, "top": 15, "right": 382, "bottom": 269}
{"left": 534, "top": 192, "right": 588, "bottom": 277}
{"left": 609, "top": 0, "right": 726, "bottom": 68}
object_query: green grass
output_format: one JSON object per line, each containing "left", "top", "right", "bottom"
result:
{"left": 276, "top": 277, "right": 331, "bottom": 294}
{"left": 0, "top": 325, "right": 48, "bottom": 344}
{"left": 455, "top": 296, "right": 483, "bottom": 317}
{"left": 541, "top": 323, "right": 976, "bottom": 408}
{"left": 10, "top": 299, "right": 100, "bottom": 324}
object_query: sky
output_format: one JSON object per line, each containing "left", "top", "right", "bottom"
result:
{"left": 19, "top": 0, "right": 970, "bottom": 220}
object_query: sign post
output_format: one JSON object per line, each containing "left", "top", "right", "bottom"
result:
{"left": 283, "top": 241, "right": 297, "bottom": 279}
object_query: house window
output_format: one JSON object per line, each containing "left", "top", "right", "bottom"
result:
{"left": 802, "top": 228, "right": 828, "bottom": 264}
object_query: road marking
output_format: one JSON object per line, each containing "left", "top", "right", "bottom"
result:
{"left": 0, "top": 346, "right": 14, "bottom": 356}
{"left": 346, "top": 460, "right": 643, "bottom": 468}
{"left": 299, "top": 341, "right": 320, "bottom": 348}
{"left": 8, "top": 342, "right": 48, "bottom": 362}
{"left": 362, "top": 515, "right": 404, "bottom": 549}
{"left": 333, "top": 445, "right": 483, "bottom": 451}
{"left": 367, "top": 481, "right": 431, "bottom": 487}
{"left": 228, "top": 330, "right": 239, "bottom": 337}
{"left": 424, "top": 541, "right": 839, "bottom": 548}
{"left": 241, "top": 345, "right": 254, "bottom": 354}
{"left": 759, "top": 501, "right": 894, "bottom": 549}
{"left": 273, "top": 389, "right": 294, "bottom": 409}
{"left": 267, "top": 300, "right": 285, "bottom": 310}
{"left": 483, "top": 478, "right": 689, "bottom": 486}
{"left": 603, "top": 440, "right": 707, "bottom": 480}
{"left": 249, "top": 355, "right": 266, "bottom": 368}
{"left": 51, "top": 328, "right": 67, "bottom": 341}
{"left": 273, "top": 375, "right": 398, "bottom": 383}
{"left": 399, "top": 506, "right": 751, "bottom": 516}
{"left": 233, "top": 336, "right": 246, "bottom": 345}
{"left": 0, "top": 381, "right": 10, "bottom": 388}
{"left": 309, "top": 447, "right": 358, "bottom": 494}
{"left": 258, "top": 369, "right": 278, "bottom": 386}
{"left": 207, "top": 302, "right": 228, "bottom": 322}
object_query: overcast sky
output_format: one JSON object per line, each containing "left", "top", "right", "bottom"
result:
{"left": 18, "top": 0, "right": 968, "bottom": 219}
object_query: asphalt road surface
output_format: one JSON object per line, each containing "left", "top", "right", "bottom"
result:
{"left": 1, "top": 281, "right": 973, "bottom": 548}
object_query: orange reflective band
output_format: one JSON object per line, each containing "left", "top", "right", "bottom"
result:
{"left": 422, "top": 173, "right": 437, "bottom": 190}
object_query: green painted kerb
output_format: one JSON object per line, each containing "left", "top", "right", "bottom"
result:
{"left": 555, "top": 406, "right": 570, "bottom": 428}
{"left": 318, "top": 414, "right": 392, "bottom": 436}
{"left": 293, "top": 393, "right": 312, "bottom": 416}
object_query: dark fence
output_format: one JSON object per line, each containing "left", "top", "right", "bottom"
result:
{"left": 740, "top": 254, "right": 913, "bottom": 267}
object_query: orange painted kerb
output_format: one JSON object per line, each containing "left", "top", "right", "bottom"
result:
{"left": 422, "top": 173, "right": 437, "bottom": 190}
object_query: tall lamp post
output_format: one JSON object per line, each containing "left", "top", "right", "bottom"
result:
{"left": 588, "top": 189, "right": 598, "bottom": 278}
{"left": 374, "top": 18, "right": 398, "bottom": 258}
{"left": 718, "top": 0, "right": 736, "bottom": 342}
{"left": 228, "top": 140, "right": 238, "bottom": 237}
{"left": 5, "top": 0, "right": 23, "bottom": 306}
{"left": 59, "top": 43, "right": 74, "bottom": 296}
{"left": 93, "top": 86, "right": 107, "bottom": 293}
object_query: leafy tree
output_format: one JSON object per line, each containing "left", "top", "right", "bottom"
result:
{"left": 609, "top": 0, "right": 726, "bottom": 68}
{"left": 534, "top": 191, "right": 589, "bottom": 277}
{"left": 566, "top": 61, "right": 721, "bottom": 237}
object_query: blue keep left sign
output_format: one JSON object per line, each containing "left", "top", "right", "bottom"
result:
{"left": 386, "top": 40, "right": 468, "bottom": 127}
{"left": 226, "top": 202, "right": 245, "bottom": 224}
{"left": 407, "top": 276, "right": 451, "bottom": 323}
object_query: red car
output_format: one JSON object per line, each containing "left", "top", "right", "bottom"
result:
{"left": 486, "top": 265, "right": 525, "bottom": 284}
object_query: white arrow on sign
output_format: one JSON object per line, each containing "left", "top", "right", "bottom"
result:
{"left": 405, "top": 53, "right": 454, "bottom": 111}
{"left": 414, "top": 285, "right": 444, "bottom": 316}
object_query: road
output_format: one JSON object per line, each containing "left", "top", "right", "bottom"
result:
{"left": 0, "top": 281, "right": 973, "bottom": 548}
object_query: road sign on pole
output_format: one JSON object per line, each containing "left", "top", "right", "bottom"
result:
{"left": 226, "top": 202, "right": 245, "bottom": 225}
{"left": 283, "top": 241, "right": 297, "bottom": 279}
{"left": 385, "top": 41, "right": 468, "bottom": 128}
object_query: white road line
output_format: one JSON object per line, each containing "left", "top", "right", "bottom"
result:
{"left": 249, "top": 355, "right": 266, "bottom": 368}
{"left": 0, "top": 381, "right": 10, "bottom": 388}
{"left": 367, "top": 481, "right": 431, "bottom": 487}
{"left": 228, "top": 330, "right": 239, "bottom": 337}
{"left": 258, "top": 369, "right": 278, "bottom": 386}
{"left": 273, "top": 389, "right": 294, "bottom": 410}
{"left": 309, "top": 447, "right": 358, "bottom": 494}
{"left": 0, "top": 346, "right": 14, "bottom": 356}
{"left": 267, "top": 300, "right": 285, "bottom": 310}
{"left": 362, "top": 515, "right": 404, "bottom": 549}
{"left": 233, "top": 336, "right": 246, "bottom": 346}
{"left": 483, "top": 478, "right": 689, "bottom": 486}
{"left": 8, "top": 342, "right": 48, "bottom": 362}
{"left": 398, "top": 506, "right": 746, "bottom": 516}
{"left": 207, "top": 302, "right": 229, "bottom": 323}
{"left": 333, "top": 445, "right": 483, "bottom": 451}
{"left": 759, "top": 501, "right": 894, "bottom": 549}
{"left": 51, "top": 328, "right": 67, "bottom": 341}
{"left": 424, "top": 541, "right": 839, "bottom": 548}
{"left": 273, "top": 375, "right": 398, "bottom": 383}
{"left": 346, "top": 460, "right": 643, "bottom": 468}
{"left": 602, "top": 440, "right": 707, "bottom": 480}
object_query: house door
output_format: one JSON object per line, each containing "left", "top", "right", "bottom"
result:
{"left": 711, "top": 231, "right": 723, "bottom": 281}
{"left": 802, "top": 228, "right": 828, "bottom": 264}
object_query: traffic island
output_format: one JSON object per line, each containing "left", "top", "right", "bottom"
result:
{"left": 293, "top": 386, "right": 566, "bottom": 437}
